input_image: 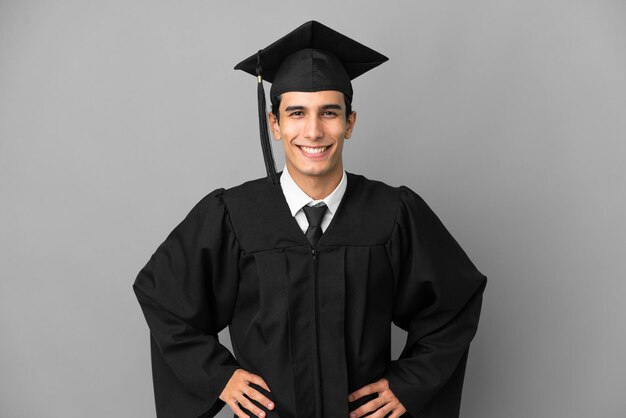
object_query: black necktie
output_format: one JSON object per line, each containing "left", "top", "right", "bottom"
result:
{"left": 302, "top": 203, "right": 327, "bottom": 246}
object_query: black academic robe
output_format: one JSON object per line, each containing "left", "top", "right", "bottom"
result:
{"left": 133, "top": 172, "right": 487, "bottom": 418}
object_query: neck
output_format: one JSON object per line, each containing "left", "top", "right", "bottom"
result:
{"left": 287, "top": 165, "right": 343, "bottom": 200}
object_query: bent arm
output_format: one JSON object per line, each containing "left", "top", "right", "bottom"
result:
{"left": 133, "top": 190, "right": 241, "bottom": 418}
{"left": 384, "top": 187, "right": 487, "bottom": 417}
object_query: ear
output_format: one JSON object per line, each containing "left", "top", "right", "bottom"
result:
{"left": 344, "top": 111, "right": 357, "bottom": 140}
{"left": 268, "top": 112, "right": 281, "bottom": 141}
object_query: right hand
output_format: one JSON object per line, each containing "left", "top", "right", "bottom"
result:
{"left": 219, "top": 368, "right": 275, "bottom": 418}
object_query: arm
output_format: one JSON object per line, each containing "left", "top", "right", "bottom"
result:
{"left": 382, "top": 187, "right": 487, "bottom": 418}
{"left": 133, "top": 190, "right": 241, "bottom": 418}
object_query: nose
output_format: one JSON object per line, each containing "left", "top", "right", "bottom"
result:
{"left": 303, "top": 115, "right": 323, "bottom": 140}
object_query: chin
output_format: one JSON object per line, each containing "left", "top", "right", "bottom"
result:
{"left": 295, "top": 167, "right": 326, "bottom": 177}
{"left": 298, "top": 164, "right": 340, "bottom": 179}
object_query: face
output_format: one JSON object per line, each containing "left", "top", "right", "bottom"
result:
{"left": 269, "top": 90, "right": 356, "bottom": 186}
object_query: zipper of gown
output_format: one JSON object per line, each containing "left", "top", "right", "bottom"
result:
{"left": 312, "top": 247, "right": 323, "bottom": 418}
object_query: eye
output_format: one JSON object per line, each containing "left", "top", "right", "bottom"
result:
{"left": 322, "top": 111, "right": 338, "bottom": 118}
{"left": 289, "top": 111, "right": 304, "bottom": 117}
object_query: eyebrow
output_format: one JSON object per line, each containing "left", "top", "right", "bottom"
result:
{"left": 284, "top": 104, "right": 343, "bottom": 112}
{"left": 321, "top": 104, "right": 343, "bottom": 111}
{"left": 284, "top": 105, "right": 305, "bottom": 112}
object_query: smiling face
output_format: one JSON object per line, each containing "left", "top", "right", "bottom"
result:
{"left": 269, "top": 90, "right": 356, "bottom": 190}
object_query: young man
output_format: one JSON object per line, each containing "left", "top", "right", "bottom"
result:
{"left": 134, "top": 21, "right": 486, "bottom": 418}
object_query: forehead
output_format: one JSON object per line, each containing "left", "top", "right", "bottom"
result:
{"left": 279, "top": 90, "right": 345, "bottom": 108}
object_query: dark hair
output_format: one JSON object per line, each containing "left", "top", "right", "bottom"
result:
{"left": 271, "top": 93, "right": 353, "bottom": 123}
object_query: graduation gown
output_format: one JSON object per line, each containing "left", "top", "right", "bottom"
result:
{"left": 133, "top": 172, "right": 487, "bottom": 418}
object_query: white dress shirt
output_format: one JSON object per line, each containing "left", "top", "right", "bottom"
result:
{"left": 280, "top": 166, "right": 347, "bottom": 233}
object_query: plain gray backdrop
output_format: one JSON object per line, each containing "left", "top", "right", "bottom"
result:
{"left": 1, "top": 1, "right": 625, "bottom": 417}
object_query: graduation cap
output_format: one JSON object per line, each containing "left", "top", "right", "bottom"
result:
{"left": 234, "top": 20, "right": 388, "bottom": 185}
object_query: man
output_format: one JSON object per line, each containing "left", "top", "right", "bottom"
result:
{"left": 134, "top": 21, "right": 486, "bottom": 418}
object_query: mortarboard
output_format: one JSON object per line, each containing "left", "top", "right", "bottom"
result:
{"left": 234, "top": 21, "right": 388, "bottom": 185}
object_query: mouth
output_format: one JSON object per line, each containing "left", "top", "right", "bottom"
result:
{"left": 296, "top": 145, "right": 331, "bottom": 157}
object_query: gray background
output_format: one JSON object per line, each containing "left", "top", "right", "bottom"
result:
{"left": 1, "top": 1, "right": 625, "bottom": 417}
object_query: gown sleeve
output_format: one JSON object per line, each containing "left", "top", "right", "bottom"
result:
{"left": 383, "top": 186, "right": 487, "bottom": 418}
{"left": 133, "top": 189, "right": 241, "bottom": 418}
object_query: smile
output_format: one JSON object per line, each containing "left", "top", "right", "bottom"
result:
{"left": 297, "top": 145, "right": 329, "bottom": 156}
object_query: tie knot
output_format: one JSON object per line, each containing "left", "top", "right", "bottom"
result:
{"left": 302, "top": 203, "right": 327, "bottom": 228}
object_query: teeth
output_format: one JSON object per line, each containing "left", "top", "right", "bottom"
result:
{"left": 301, "top": 146, "right": 328, "bottom": 155}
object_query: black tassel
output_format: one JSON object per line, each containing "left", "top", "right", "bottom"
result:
{"left": 256, "top": 51, "right": 278, "bottom": 185}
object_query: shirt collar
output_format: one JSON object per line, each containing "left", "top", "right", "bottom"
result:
{"left": 280, "top": 166, "right": 347, "bottom": 216}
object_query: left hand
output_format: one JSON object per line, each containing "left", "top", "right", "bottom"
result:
{"left": 348, "top": 377, "right": 407, "bottom": 418}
